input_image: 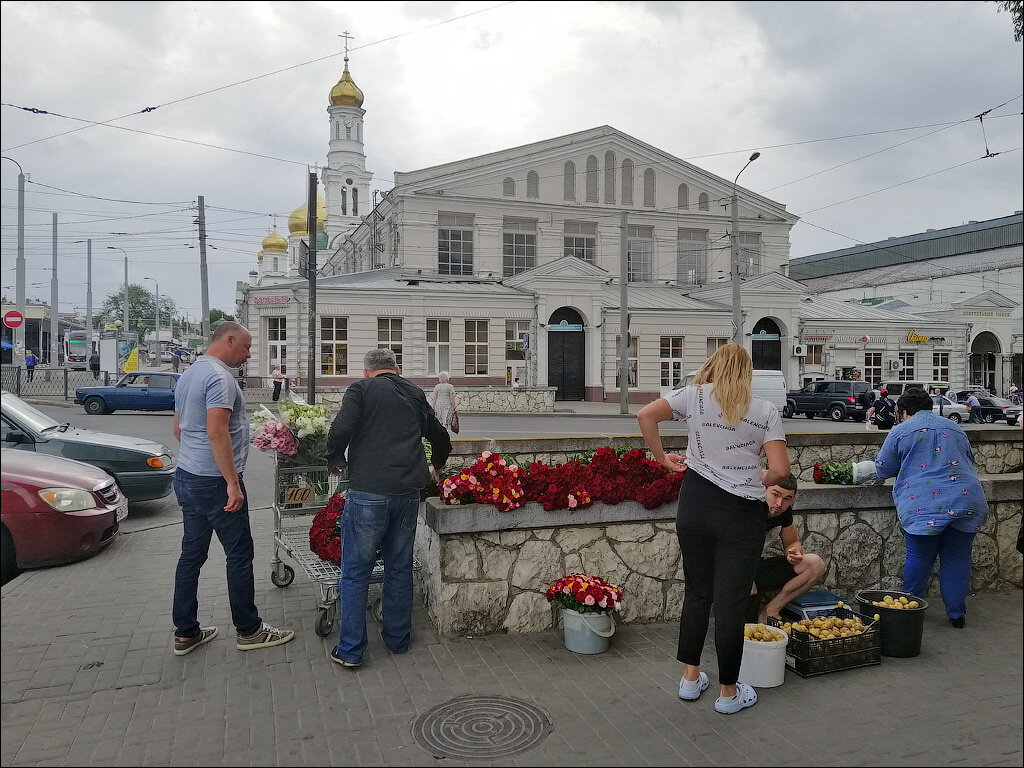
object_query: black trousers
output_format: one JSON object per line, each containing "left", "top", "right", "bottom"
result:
{"left": 675, "top": 469, "right": 767, "bottom": 685}
{"left": 272, "top": 381, "right": 282, "bottom": 401}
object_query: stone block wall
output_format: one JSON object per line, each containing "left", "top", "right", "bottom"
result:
{"left": 416, "top": 476, "right": 1022, "bottom": 636}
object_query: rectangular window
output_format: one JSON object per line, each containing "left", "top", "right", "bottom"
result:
{"left": 660, "top": 336, "right": 684, "bottom": 387}
{"left": 426, "top": 319, "right": 450, "bottom": 375}
{"left": 267, "top": 317, "right": 287, "bottom": 375}
{"left": 615, "top": 335, "right": 639, "bottom": 388}
{"left": 898, "top": 351, "right": 915, "bottom": 382}
{"left": 677, "top": 228, "right": 708, "bottom": 285}
{"left": 706, "top": 337, "right": 728, "bottom": 358}
{"left": 502, "top": 217, "right": 537, "bottom": 276}
{"left": 378, "top": 318, "right": 403, "bottom": 368}
{"left": 864, "top": 352, "right": 882, "bottom": 386}
{"left": 627, "top": 225, "right": 654, "bottom": 283}
{"left": 932, "top": 352, "right": 949, "bottom": 382}
{"left": 564, "top": 221, "right": 597, "bottom": 263}
{"left": 465, "top": 320, "right": 488, "bottom": 375}
{"left": 505, "top": 320, "right": 529, "bottom": 361}
{"left": 807, "top": 344, "right": 824, "bottom": 366}
{"left": 320, "top": 316, "right": 348, "bottom": 376}
{"left": 739, "top": 231, "right": 762, "bottom": 276}
{"left": 438, "top": 213, "right": 474, "bottom": 276}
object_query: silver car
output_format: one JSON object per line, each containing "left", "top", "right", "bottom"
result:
{"left": 931, "top": 394, "right": 968, "bottom": 423}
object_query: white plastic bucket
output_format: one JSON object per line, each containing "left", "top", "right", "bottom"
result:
{"left": 562, "top": 608, "right": 615, "bottom": 654}
{"left": 737, "top": 624, "right": 788, "bottom": 687}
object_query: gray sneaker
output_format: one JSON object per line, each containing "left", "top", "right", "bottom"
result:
{"left": 174, "top": 626, "right": 218, "bottom": 656}
{"left": 236, "top": 622, "right": 295, "bottom": 651}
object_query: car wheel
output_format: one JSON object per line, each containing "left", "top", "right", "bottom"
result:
{"left": 829, "top": 405, "right": 846, "bottom": 422}
{"left": 1, "top": 526, "right": 18, "bottom": 582}
{"left": 985, "top": 414, "right": 996, "bottom": 423}
{"left": 83, "top": 397, "right": 108, "bottom": 415}
{"left": 805, "top": 412, "right": 815, "bottom": 419}
{"left": 783, "top": 403, "right": 795, "bottom": 418}
{"left": 947, "top": 413, "right": 962, "bottom": 423}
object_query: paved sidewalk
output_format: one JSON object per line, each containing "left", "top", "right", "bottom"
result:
{"left": 2, "top": 506, "right": 1021, "bottom": 767}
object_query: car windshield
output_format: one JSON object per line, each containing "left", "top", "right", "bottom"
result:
{"left": 1, "top": 391, "right": 62, "bottom": 432}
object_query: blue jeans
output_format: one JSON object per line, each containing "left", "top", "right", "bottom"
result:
{"left": 902, "top": 527, "right": 976, "bottom": 620}
{"left": 172, "top": 469, "right": 261, "bottom": 638}
{"left": 334, "top": 489, "right": 419, "bottom": 664}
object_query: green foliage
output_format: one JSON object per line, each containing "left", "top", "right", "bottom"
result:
{"left": 994, "top": 0, "right": 1023, "bottom": 41}
{"left": 820, "top": 461, "right": 854, "bottom": 485}
{"left": 100, "top": 284, "right": 177, "bottom": 342}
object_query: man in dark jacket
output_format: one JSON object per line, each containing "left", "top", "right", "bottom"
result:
{"left": 325, "top": 347, "right": 451, "bottom": 668}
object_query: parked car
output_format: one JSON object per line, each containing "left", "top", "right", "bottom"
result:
{"left": 784, "top": 380, "right": 873, "bottom": 421}
{"left": 677, "top": 369, "right": 787, "bottom": 413}
{"left": 1, "top": 448, "right": 126, "bottom": 578}
{"left": 931, "top": 394, "right": 968, "bottom": 423}
{"left": 74, "top": 371, "right": 180, "bottom": 415}
{"left": 1, "top": 390, "right": 175, "bottom": 502}
{"left": 879, "top": 381, "right": 952, "bottom": 398}
{"left": 952, "top": 394, "right": 1022, "bottom": 425}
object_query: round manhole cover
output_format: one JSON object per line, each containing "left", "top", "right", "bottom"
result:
{"left": 412, "top": 695, "right": 551, "bottom": 759}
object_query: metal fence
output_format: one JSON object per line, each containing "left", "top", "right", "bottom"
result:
{"left": 0, "top": 366, "right": 116, "bottom": 399}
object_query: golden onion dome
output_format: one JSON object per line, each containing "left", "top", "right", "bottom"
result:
{"left": 257, "top": 250, "right": 264, "bottom": 262}
{"left": 261, "top": 228, "right": 288, "bottom": 252}
{"left": 329, "top": 59, "right": 364, "bottom": 107}
{"left": 287, "top": 195, "right": 327, "bottom": 235}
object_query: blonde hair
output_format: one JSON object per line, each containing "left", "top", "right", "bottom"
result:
{"left": 693, "top": 343, "right": 752, "bottom": 426}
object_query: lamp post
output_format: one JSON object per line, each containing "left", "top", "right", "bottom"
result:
{"left": 731, "top": 151, "right": 760, "bottom": 344}
{"left": 2, "top": 156, "right": 26, "bottom": 367}
{"left": 106, "top": 247, "right": 129, "bottom": 334}
{"left": 143, "top": 277, "right": 160, "bottom": 351}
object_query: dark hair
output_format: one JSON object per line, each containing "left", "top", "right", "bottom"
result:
{"left": 897, "top": 387, "right": 932, "bottom": 416}
{"left": 775, "top": 473, "right": 798, "bottom": 494}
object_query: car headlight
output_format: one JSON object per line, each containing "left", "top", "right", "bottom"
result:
{"left": 37, "top": 487, "right": 97, "bottom": 512}
{"left": 147, "top": 453, "right": 175, "bottom": 469}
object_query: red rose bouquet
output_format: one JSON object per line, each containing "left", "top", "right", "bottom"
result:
{"left": 439, "top": 450, "right": 525, "bottom": 512}
{"left": 308, "top": 492, "right": 345, "bottom": 565}
{"left": 546, "top": 573, "right": 623, "bottom": 615}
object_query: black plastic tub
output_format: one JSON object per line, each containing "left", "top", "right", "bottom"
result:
{"left": 856, "top": 589, "right": 928, "bottom": 658}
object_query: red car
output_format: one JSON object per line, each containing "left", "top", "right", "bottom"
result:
{"left": 1, "top": 448, "right": 126, "bottom": 577}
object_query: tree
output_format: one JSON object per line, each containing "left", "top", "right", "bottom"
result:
{"left": 100, "top": 285, "right": 177, "bottom": 343}
{"left": 209, "top": 309, "right": 235, "bottom": 324}
{"left": 994, "top": 0, "right": 1023, "bottom": 41}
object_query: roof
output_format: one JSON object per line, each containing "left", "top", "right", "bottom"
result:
{"left": 601, "top": 284, "right": 726, "bottom": 312}
{"left": 796, "top": 294, "right": 936, "bottom": 323}
{"left": 249, "top": 267, "right": 531, "bottom": 298}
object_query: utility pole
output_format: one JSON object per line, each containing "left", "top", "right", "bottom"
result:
{"left": 731, "top": 152, "right": 760, "bottom": 344}
{"left": 306, "top": 170, "right": 318, "bottom": 404}
{"left": 50, "top": 214, "right": 58, "bottom": 365}
{"left": 198, "top": 196, "right": 211, "bottom": 343}
{"left": 619, "top": 211, "right": 629, "bottom": 414}
{"left": 86, "top": 239, "right": 93, "bottom": 350}
{"left": 2, "top": 157, "right": 27, "bottom": 367}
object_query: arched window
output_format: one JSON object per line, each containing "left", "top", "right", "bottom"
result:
{"left": 677, "top": 184, "right": 689, "bottom": 210}
{"left": 698, "top": 192, "right": 709, "bottom": 211}
{"left": 334, "top": 122, "right": 340, "bottom": 141}
{"left": 503, "top": 177, "right": 516, "bottom": 197}
{"left": 586, "top": 155, "right": 599, "bottom": 202}
{"left": 604, "top": 151, "right": 616, "bottom": 204}
{"left": 340, "top": 188, "right": 347, "bottom": 216}
{"left": 352, "top": 188, "right": 359, "bottom": 216}
{"left": 643, "top": 169, "right": 656, "bottom": 207}
{"left": 345, "top": 125, "right": 352, "bottom": 140}
{"left": 527, "top": 170, "right": 540, "bottom": 199}
{"left": 622, "top": 159, "right": 634, "bottom": 205}
{"left": 563, "top": 161, "right": 576, "bottom": 201}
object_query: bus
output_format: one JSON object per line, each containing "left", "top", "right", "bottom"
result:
{"left": 65, "top": 330, "right": 91, "bottom": 370}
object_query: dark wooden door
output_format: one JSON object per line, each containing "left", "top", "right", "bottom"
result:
{"left": 751, "top": 319, "right": 782, "bottom": 371}
{"left": 547, "top": 308, "right": 585, "bottom": 400}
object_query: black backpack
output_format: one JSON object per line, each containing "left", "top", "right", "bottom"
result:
{"left": 874, "top": 397, "right": 895, "bottom": 428}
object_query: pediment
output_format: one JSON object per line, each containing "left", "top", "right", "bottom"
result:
{"left": 953, "top": 290, "right": 1018, "bottom": 309}
{"left": 691, "top": 271, "right": 808, "bottom": 301}
{"left": 504, "top": 256, "right": 610, "bottom": 288}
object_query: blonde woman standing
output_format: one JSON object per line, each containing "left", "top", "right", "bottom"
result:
{"left": 430, "top": 371, "right": 458, "bottom": 432}
{"left": 637, "top": 344, "right": 789, "bottom": 715}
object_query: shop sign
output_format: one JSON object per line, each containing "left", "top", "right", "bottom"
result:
{"left": 548, "top": 320, "right": 582, "bottom": 331}
{"left": 803, "top": 333, "right": 832, "bottom": 341}
{"left": 254, "top": 296, "right": 290, "bottom": 305}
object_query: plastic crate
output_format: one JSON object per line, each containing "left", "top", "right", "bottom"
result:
{"left": 769, "top": 606, "right": 881, "bottom": 677}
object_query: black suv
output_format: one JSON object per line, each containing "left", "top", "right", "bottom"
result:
{"left": 784, "top": 380, "right": 873, "bottom": 422}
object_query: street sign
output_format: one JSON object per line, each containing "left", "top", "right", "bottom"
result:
{"left": 3, "top": 310, "right": 24, "bottom": 329}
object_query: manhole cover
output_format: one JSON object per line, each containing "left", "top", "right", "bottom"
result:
{"left": 412, "top": 695, "right": 550, "bottom": 759}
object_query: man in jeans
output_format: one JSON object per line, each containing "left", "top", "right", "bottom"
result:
{"left": 170, "top": 321, "right": 294, "bottom": 656}
{"left": 326, "top": 348, "right": 451, "bottom": 668}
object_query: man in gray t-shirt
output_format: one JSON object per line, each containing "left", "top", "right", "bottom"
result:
{"left": 169, "top": 322, "right": 294, "bottom": 657}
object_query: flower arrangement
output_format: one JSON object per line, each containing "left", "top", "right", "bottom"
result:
{"left": 812, "top": 460, "right": 882, "bottom": 486}
{"left": 440, "top": 450, "right": 526, "bottom": 512}
{"left": 546, "top": 573, "right": 623, "bottom": 615}
{"left": 308, "top": 492, "right": 345, "bottom": 565}
{"left": 252, "top": 397, "right": 332, "bottom": 466}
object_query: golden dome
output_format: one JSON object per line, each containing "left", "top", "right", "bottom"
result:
{"left": 329, "top": 59, "right": 364, "bottom": 107}
{"left": 287, "top": 195, "right": 327, "bottom": 235}
{"left": 257, "top": 250, "right": 264, "bottom": 262}
{"left": 262, "top": 228, "right": 288, "bottom": 252}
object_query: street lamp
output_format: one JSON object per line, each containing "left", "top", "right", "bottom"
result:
{"left": 1, "top": 156, "right": 26, "bottom": 366}
{"left": 143, "top": 277, "right": 160, "bottom": 350}
{"left": 106, "top": 246, "right": 129, "bottom": 334}
{"left": 731, "top": 151, "right": 760, "bottom": 344}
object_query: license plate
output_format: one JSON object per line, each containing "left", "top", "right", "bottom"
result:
{"left": 116, "top": 502, "right": 129, "bottom": 523}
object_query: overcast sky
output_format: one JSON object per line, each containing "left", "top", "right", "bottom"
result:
{"left": 2, "top": 1, "right": 1021, "bottom": 320}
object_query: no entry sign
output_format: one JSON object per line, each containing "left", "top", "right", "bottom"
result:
{"left": 3, "top": 310, "right": 24, "bottom": 329}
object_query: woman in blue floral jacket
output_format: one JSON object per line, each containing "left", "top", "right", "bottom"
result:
{"left": 874, "top": 387, "right": 988, "bottom": 628}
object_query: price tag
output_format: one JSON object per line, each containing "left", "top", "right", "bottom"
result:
{"left": 283, "top": 486, "right": 315, "bottom": 504}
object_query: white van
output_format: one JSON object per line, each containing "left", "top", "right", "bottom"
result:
{"left": 678, "top": 369, "right": 787, "bottom": 414}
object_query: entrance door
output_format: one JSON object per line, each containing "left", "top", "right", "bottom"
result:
{"left": 751, "top": 318, "right": 782, "bottom": 370}
{"left": 547, "top": 308, "right": 585, "bottom": 401}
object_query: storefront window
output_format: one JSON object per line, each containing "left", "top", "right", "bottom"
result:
{"left": 932, "top": 352, "right": 949, "bottom": 382}
{"left": 465, "top": 320, "right": 488, "bottom": 375}
{"left": 807, "top": 344, "right": 824, "bottom": 366}
{"left": 320, "top": 317, "right": 347, "bottom": 375}
{"left": 378, "top": 318, "right": 403, "bottom": 367}
{"left": 427, "top": 319, "right": 450, "bottom": 375}
{"left": 267, "top": 317, "right": 286, "bottom": 375}
{"left": 898, "top": 351, "right": 915, "bottom": 381}
{"left": 660, "top": 336, "right": 684, "bottom": 387}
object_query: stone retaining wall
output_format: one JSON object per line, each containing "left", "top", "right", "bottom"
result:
{"left": 415, "top": 475, "right": 1022, "bottom": 636}
{"left": 245, "top": 385, "right": 557, "bottom": 413}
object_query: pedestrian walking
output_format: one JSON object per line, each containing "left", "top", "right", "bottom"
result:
{"left": 89, "top": 350, "right": 101, "bottom": 380}
{"left": 272, "top": 366, "right": 284, "bottom": 401}
{"left": 637, "top": 343, "right": 790, "bottom": 715}
{"left": 170, "top": 321, "right": 294, "bottom": 656}
{"left": 325, "top": 348, "right": 451, "bottom": 668}
{"left": 429, "top": 371, "right": 459, "bottom": 432}
{"left": 24, "top": 349, "right": 37, "bottom": 382}
{"left": 172, "top": 348, "right": 182, "bottom": 372}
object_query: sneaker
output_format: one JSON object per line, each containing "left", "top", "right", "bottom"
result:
{"left": 330, "top": 647, "right": 361, "bottom": 668}
{"left": 236, "top": 622, "right": 294, "bottom": 651}
{"left": 173, "top": 626, "right": 218, "bottom": 656}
